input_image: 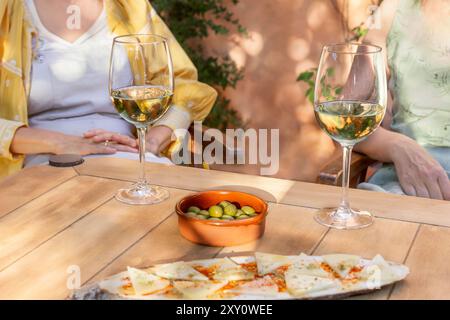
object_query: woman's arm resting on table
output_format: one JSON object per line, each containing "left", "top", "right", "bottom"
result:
{"left": 355, "top": 128, "right": 450, "bottom": 200}
{"left": 10, "top": 127, "right": 138, "bottom": 156}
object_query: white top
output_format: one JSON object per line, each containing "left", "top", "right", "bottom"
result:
{"left": 22, "top": 0, "right": 177, "bottom": 167}
{"left": 25, "top": 0, "right": 134, "bottom": 137}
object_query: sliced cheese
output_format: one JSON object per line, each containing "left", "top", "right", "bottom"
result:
{"left": 213, "top": 257, "right": 254, "bottom": 281}
{"left": 360, "top": 254, "right": 409, "bottom": 288}
{"left": 172, "top": 281, "right": 227, "bottom": 299}
{"left": 151, "top": 261, "right": 208, "bottom": 281}
{"left": 227, "top": 276, "right": 279, "bottom": 296}
{"left": 291, "top": 253, "right": 330, "bottom": 278}
{"left": 127, "top": 267, "right": 170, "bottom": 296}
{"left": 255, "top": 252, "right": 300, "bottom": 275}
{"left": 284, "top": 267, "right": 340, "bottom": 297}
{"left": 322, "top": 254, "right": 362, "bottom": 278}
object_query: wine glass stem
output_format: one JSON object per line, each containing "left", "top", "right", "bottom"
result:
{"left": 340, "top": 144, "right": 353, "bottom": 211}
{"left": 137, "top": 126, "right": 147, "bottom": 185}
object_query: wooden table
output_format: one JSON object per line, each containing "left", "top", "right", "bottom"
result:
{"left": 0, "top": 158, "right": 449, "bottom": 300}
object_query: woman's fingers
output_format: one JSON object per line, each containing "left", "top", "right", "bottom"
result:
{"left": 91, "top": 132, "right": 137, "bottom": 148}
{"left": 424, "top": 177, "right": 444, "bottom": 200}
{"left": 83, "top": 129, "right": 108, "bottom": 138}
{"left": 438, "top": 174, "right": 450, "bottom": 200}
{"left": 86, "top": 144, "right": 117, "bottom": 155}
{"left": 402, "top": 183, "right": 417, "bottom": 197}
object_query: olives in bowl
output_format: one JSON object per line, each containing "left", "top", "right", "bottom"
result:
{"left": 185, "top": 202, "right": 259, "bottom": 221}
{"left": 175, "top": 190, "right": 268, "bottom": 247}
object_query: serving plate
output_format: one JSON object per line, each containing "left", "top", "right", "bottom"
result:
{"left": 70, "top": 253, "right": 409, "bottom": 300}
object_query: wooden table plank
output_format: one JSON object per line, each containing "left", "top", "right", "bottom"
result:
{"left": 220, "top": 203, "right": 328, "bottom": 256}
{"left": 75, "top": 158, "right": 450, "bottom": 227}
{"left": 89, "top": 213, "right": 221, "bottom": 284}
{"left": 0, "top": 166, "right": 77, "bottom": 218}
{"left": 390, "top": 225, "right": 450, "bottom": 300}
{"left": 0, "top": 176, "right": 126, "bottom": 271}
{"left": 313, "top": 218, "right": 419, "bottom": 300}
{"left": 0, "top": 187, "right": 190, "bottom": 299}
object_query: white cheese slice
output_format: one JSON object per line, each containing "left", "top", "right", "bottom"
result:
{"left": 227, "top": 275, "right": 280, "bottom": 296}
{"left": 284, "top": 267, "right": 340, "bottom": 297}
{"left": 150, "top": 261, "right": 209, "bottom": 281}
{"left": 290, "top": 253, "right": 330, "bottom": 278}
{"left": 360, "top": 254, "right": 410, "bottom": 288}
{"left": 213, "top": 257, "right": 255, "bottom": 281}
{"left": 172, "top": 281, "right": 227, "bottom": 299}
{"left": 322, "top": 254, "right": 362, "bottom": 278}
{"left": 127, "top": 267, "right": 170, "bottom": 296}
{"left": 255, "top": 252, "right": 300, "bottom": 275}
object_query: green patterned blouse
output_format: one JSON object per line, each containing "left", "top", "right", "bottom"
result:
{"left": 387, "top": 0, "right": 450, "bottom": 147}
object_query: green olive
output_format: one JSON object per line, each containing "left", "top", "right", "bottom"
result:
{"left": 235, "top": 209, "right": 245, "bottom": 217}
{"left": 218, "top": 201, "right": 231, "bottom": 209}
{"left": 196, "top": 215, "right": 207, "bottom": 220}
{"left": 223, "top": 204, "right": 237, "bottom": 216}
{"left": 208, "top": 217, "right": 221, "bottom": 221}
{"left": 198, "top": 210, "right": 210, "bottom": 217}
{"left": 186, "top": 212, "right": 198, "bottom": 219}
{"left": 237, "top": 215, "right": 250, "bottom": 220}
{"left": 241, "top": 206, "right": 256, "bottom": 215}
{"left": 221, "top": 215, "right": 234, "bottom": 220}
{"left": 208, "top": 205, "right": 223, "bottom": 218}
{"left": 187, "top": 206, "right": 201, "bottom": 214}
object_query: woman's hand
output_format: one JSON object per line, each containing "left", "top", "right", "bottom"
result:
{"left": 54, "top": 134, "right": 118, "bottom": 156}
{"left": 389, "top": 138, "right": 450, "bottom": 200}
{"left": 83, "top": 129, "right": 138, "bottom": 153}
{"left": 145, "top": 125, "right": 173, "bottom": 155}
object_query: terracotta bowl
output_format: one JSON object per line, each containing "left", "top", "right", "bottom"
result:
{"left": 175, "top": 190, "right": 268, "bottom": 247}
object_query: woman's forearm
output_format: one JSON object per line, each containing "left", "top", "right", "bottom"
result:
{"left": 353, "top": 127, "right": 412, "bottom": 163}
{"left": 10, "top": 127, "right": 66, "bottom": 155}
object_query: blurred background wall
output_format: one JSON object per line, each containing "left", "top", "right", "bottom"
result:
{"left": 204, "top": 0, "right": 377, "bottom": 181}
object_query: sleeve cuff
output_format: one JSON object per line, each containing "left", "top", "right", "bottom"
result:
{"left": 0, "top": 119, "right": 25, "bottom": 160}
{"left": 154, "top": 104, "right": 192, "bottom": 131}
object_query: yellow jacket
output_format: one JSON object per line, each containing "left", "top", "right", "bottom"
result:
{"left": 0, "top": 0, "right": 217, "bottom": 178}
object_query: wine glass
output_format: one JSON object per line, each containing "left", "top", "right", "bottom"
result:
{"left": 109, "top": 34, "right": 174, "bottom": 205}
{"left": 313, "top": 43, "right": 387, "bottom": 229}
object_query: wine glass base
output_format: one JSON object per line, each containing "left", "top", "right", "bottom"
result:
{"left": 314, "top": 207, "right": 373, "bottom": 230}
{"left": 115, "top": 183, "right": 169, "bottom": 205}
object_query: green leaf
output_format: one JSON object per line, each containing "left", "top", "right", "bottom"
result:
{"left": 152, "top": 0, "right": 246, "bottom": 130}
{"left": 326, "top": 67, "right": 335, "bottom": 77}
{"left": 297, "top": 71, "right": 314, "bottom": 82}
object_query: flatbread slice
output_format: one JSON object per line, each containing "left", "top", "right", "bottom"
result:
{"left": 290, "top": 253, "right": 330, "bottom": 278}
{"left": 255, "top": 252, "right": 300, "bottom": 275}
{"left": 284, "top": 267, "right": 340, "bottom": 297}
{"left": 359, "top": 254, "right": 409, "bottom": 288}
{"left": 213, "top": 257, "right": 255, "bottom": 281}
{"left": 172, "top": 281, "right": 227, "bottom": 299}
{"left": 150, "top": 261, "right": 208, "bottom": 281}
{"left": 322, "top": 254, "right": 362, "bottom": 278}
{"left": 227, "top": 275, "right": 280, "bottom": 297}
{"left": 189, "top": 257, "right": 254, "bottom": 281}
{"left": 127, "top": 267, "right": 171, "bottom": 296}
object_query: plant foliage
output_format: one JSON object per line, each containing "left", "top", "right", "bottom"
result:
{"left": 151, "top": 0, "right": 247, "bottom": 130}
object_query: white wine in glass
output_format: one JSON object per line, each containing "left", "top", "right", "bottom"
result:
{"left": 313, "top": 43, "right": 387, "bottom": 229}
{"left": 109, "top": 34, "right": 174, "bottom": 205}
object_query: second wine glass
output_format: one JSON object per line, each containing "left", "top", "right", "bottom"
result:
{"left": 109, "top": 34, "right": 174, "bottom": 205}
{"left": 314, "top": 43, "right": 387, "bottom": 229}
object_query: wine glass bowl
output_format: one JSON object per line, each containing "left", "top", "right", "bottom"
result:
{"left": 109, "top": 34, "right": 174, "bottom": 205}
{"left": 313, "top": 43, "right": 387, "bottom": 229}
